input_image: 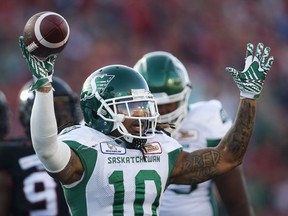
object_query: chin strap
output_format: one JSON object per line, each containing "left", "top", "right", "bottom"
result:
{"left": 132, "top": 138, "right": 147, "bottom": 149}
{"left": 124, "top": 138, "right": 148, "bottom": 162}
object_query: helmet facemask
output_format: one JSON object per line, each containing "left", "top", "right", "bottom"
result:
{"left": 95, "top": 89, "right": 159, "bottom": 142}
{"left": 155, "top": 85, "right": 191, "bottom": 136}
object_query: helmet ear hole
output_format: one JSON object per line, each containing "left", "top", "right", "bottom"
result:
{"left": 92, "top": 110, "right": 100, "bottom": 119}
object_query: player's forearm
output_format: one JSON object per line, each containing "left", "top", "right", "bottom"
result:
{"left": 215, "top": 166, "right": 255, "bottom": 216}
{"left": 31, "top": 88, "right": 57, "bottom": 148}
{"left": 31, "top": 87, "right": 71, "bottom": 172}
{"left": 169, "top": 99, "right": 256, "bottom": 185}
{"left": 218, "top": 98, "right": 256, "bottom": 166}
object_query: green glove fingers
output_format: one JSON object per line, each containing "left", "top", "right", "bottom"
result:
{"left": 226, "top": 42, "right": 274, "bottom": 99}
{"left": 225, "top": 67, "right": 238, "bottom": 77}
{"left": 19, "top": 36, "right": 31, "bottom": 66}
{"left": 45, "top": 55, "right": 57, "bottom": 74}
{"left": 19, "top": 36, "right": 57, "bottom": 91}
{"left": 263, "top": 56, "right": 274, "bottom": 72}
{"left": 260, "top": 46, "right": 270, "bottom": 66}
{"left": 254, "top": 42, "right": 264, "bottom": 60}
{"left": 245, "top": 43, "right": 254, "bottom": 59}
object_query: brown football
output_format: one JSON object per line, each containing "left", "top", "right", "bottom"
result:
{"left": 23, "top": 11, "right": 70, "bottom": 58}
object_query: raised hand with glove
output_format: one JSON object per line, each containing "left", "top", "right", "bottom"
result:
{"left": 19, "top": 36, "right": 57, "bottom": 91}
{"left": 226, "top": 42, "right": 274, "bottom": 99}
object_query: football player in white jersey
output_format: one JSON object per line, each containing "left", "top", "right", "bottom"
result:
{"left": 134, "top": 51, "right": 255, "bottom": 216}
{"left": 19, "top": 35, "right": 273, "bottom": 216}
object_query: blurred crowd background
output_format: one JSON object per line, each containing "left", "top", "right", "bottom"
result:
{"left": 1, "top": 0, "right": 288, "bottom": 215}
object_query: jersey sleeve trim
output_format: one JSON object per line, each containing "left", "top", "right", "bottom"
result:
{"left": 61, "top": 140, "right": 98, "bottom": 216}
{"left": 207, "top": 139, "right": 221, "bottom": 148}
{"left": 166, "top": 147, "right": 182, "bottom": 188}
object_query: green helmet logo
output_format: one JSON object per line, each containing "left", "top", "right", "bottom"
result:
{"left": 81, "top": 74, "right": 115, "bottom": 102}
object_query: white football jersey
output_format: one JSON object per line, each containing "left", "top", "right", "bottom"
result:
{"left": 58, "top": 124, "right": 183, "bottom": 216}
{"left": 159, "top": 100, "right": 232, "bottom": 216}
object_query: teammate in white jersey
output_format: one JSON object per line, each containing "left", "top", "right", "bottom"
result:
{"left": 134, "top": 51, "right": 254, "bottom": 216}
{"left": 19, "top": 35, "right": 273, "bottom": 216}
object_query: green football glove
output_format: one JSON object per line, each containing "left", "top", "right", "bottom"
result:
{"left": 19, "top": 36, "right": 57, "bottom": 91}
{"left": 226, "top": 42, "right": 274, "bottom": 99}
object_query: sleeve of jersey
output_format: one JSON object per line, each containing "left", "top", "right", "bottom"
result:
{"left": 159, "top": 134, "right": 183, "bottom": 178}
{"left": 30, "top": 90, "right": 71, "bottom": 173}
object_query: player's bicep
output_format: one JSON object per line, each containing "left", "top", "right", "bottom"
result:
{"left": 48, "top": 149, "right": 84, "bottom": 185}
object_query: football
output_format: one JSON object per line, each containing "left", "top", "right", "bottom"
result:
{"left": 23, "top": 11, "right": 70, "bottom": 58}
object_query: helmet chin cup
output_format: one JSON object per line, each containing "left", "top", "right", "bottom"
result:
{"left": 123, "top": 135, "right": 147, "bottom": 149}
{"left": 123, "top": 135, "right": 133, "bottom": 143}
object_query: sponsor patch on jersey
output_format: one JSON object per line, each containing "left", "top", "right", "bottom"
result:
{"left": 100, "top": 142, "right": 126, "bottom": 154}
{"left": 144, "top": 142, "right": 162, "bottom": 154}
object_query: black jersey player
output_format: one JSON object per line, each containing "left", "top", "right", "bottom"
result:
{"left": 0, "top": 77, "right": 82, "bottom": 216}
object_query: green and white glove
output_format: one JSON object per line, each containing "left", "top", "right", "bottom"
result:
{"left": 226, "top": 42, "right": 274, "bottom": 99}
{"left": 19, "top": 36, "right": 57, "bottom": 91}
